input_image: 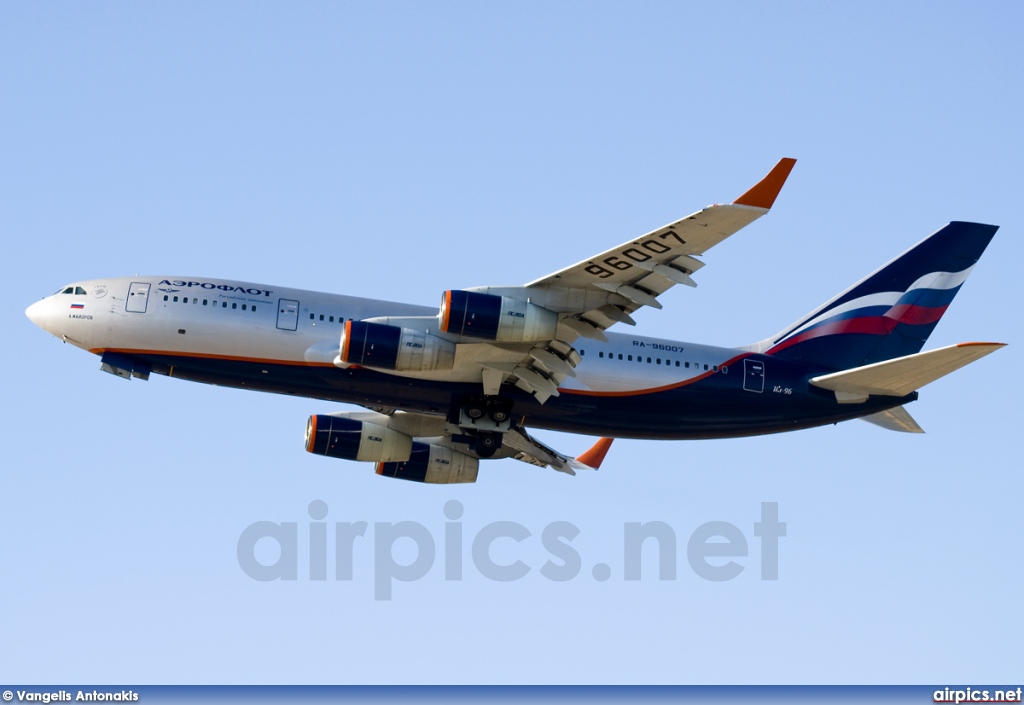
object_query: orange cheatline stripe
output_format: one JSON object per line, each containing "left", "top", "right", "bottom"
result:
{"left": 733, "top": 157, "right": 797, "bottom": 210}
{"left": 576, "top": 437, "right": 613, "bottom": 469}
{"left": 560, "top": 378, "right": 696, "bottom": 397}
{"left": 560, "top": 352, "right": 750, "bottom": 398}
{"left": 92, "top": 350, "right": 756, "bottom": 397}
{"left": 89, "top": 347, "right": 337, "bottom": 368}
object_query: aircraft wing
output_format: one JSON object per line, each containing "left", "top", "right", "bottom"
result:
{"left": 341, "top": 159, "right": 796, "bottom": 403}
{"left": 527, "top": 157, "right": 796, "bottom": 295}
{"left": 472, "top": 158, "right": 796, "bottom": 400}
{"left": 502, "top": 427, "right": 614, "bottom": 475}
{"left": 338, "top": 407, "right": 614, "bottom": 476}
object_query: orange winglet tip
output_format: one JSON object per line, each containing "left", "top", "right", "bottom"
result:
{"left": 956, "top": 341, "right": 1007, "bottom": 348}
{"left": 733, "top": 157, "right": 797, "bottom": 210}
{"left": 576, "top": 437, "right": 614, "bottom": 469}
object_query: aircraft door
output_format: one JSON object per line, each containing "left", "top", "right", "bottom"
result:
{"left": 276, "top": 298, "right": 299, "bottom": 331}
{"left": 126, "top": 282, "right": 151, "bottom": 313}
{"left": 743, "top": 359, "right": 765, "bottom": 393}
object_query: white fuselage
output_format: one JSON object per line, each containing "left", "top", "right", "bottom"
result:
{"left": 26, "top": 275, "right": 741, "bottom": 396}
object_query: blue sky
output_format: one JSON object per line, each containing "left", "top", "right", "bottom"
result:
{"left": 2, "top": 1, "right": 1021, "bottom": 684}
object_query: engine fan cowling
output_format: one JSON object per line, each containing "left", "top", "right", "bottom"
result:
{"left": 305, "top": 415, "right": 413, "bottom": 462}
{"left": 440, "top": 290, "right": 557, "bottom": 342}
{"left": 340, "top": 320, "right": 455, "bottom": 371}
{"left": 376, "top": 442, "right": 479, "bottom": 484}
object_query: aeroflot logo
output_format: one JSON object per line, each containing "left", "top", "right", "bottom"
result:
{"left": 158, "top": 280, "right": 275, "bottom": 297}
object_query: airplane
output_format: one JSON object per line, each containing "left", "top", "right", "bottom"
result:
{"left": 25, "top": 158, "right": 1005, "bottom": 484}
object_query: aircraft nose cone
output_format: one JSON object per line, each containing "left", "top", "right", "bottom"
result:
{"left": 26, "top": 299, "right": 49, "bottom": 330}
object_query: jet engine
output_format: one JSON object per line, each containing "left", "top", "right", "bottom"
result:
{"left": 305, "top": 414, "right": 413, "bottom": 462}
{"left": 440, "top": 290, "right": 557, "bottom": 342}
{"left": 340, "top": 320, "right": 455, "bottom": 371}
{"left": 376, "top": 441, "right": 479, "bottom": 484}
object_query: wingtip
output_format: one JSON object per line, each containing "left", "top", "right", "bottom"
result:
{"left": 956, "top": 341, "right": 1007, "bottom": 350}
{"left": 575, "top": 437, "right": 614, "bottom": 470}
{"left": 733, "top": 157, "right": 797, "bottom": 210}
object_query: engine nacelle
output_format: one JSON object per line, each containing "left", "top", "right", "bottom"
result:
{"left": 305, "top": 414, "right": 413, "bottom": 462}
{"left": 340, "top": 320, "right": 455, "bottom": 371}
{"left": 440, "top": 290, "right": 557, "bottom": 342}
{"left": 376, "top": 442, "right": 479, "bottom": 484}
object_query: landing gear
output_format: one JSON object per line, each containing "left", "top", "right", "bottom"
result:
{"left": 453, "top": 395, "right": 514, "bottom": 432}
{"left": 474, "top": 431, "right": 501, "bottom": 458}
{"left": 451, "top": 395, "right": 514, "bottom": 459}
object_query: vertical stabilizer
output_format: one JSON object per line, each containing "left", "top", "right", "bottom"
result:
{"left": 757, "top": 222, "right": 998, "bottom": 370}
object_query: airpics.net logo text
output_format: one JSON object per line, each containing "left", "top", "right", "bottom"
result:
{"left": 236, "top": 501, "right": 786, "bottom": 600}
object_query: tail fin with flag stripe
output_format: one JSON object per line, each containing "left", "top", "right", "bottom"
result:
{"left": 756, "top": 221, "right": 998, "bottom": 371}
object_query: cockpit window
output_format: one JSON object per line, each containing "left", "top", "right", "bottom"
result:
{"left": 56, "top": 286, "right": 74, "bottom": 295}
{"left": 74, "top": 286, "right": 87, "bottom": 295}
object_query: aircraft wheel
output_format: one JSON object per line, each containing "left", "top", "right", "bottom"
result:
{"left": 475, "top": 431, "right": 501, "bottom": 458}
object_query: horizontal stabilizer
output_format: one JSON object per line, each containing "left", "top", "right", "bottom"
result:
{"left": 810, "top": 342, "right": 1005, "bottom": 401}
{"left": 860, "top": 406, "right": 925, "bottom": 433}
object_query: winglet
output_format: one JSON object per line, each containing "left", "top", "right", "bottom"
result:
{"left": 733, "top": 157, "right": 797, "bottom": 209}
{"left": 574, "top": 437, "right": 614, "bottom": 470}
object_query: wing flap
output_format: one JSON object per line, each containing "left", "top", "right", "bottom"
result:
{"left": 810, "top": 342, "right": 1005, "bottom": 399}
